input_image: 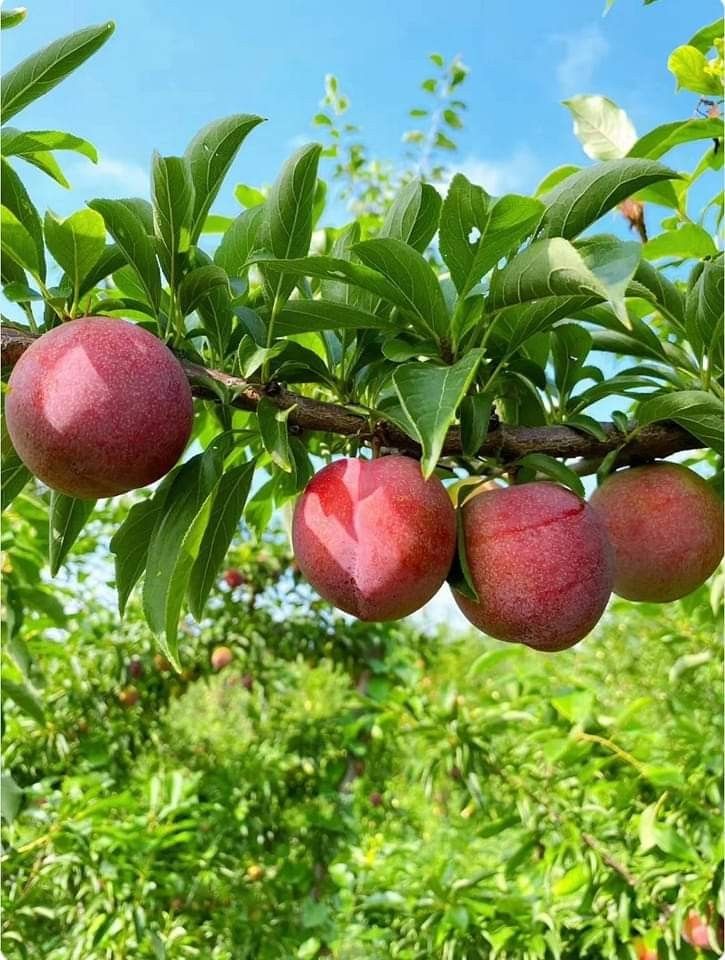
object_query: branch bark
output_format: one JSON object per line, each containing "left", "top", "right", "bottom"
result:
{"left": 1, "top": 325, "right": 703, "bottom": 468}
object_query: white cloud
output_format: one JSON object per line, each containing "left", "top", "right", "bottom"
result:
{"left": 69, "top": 156, "right": 149, "bottom": 197}
{"left": 555, "top": 25, "right": 609, "bottom": 94}
{"left": 448, "top": 146, "right": 541, "bottom": 196}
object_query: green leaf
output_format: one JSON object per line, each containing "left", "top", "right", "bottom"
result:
{"left": 1, "top": 452, "right": 30, "bottom": 511}
{"left": 249, "top": 252, "right": 428, "bottom": 322}
{"left": 1, "top": 158, "right": 44, "bottom": 279}
{"left": 1, "top": 205, "right": 41, "bottom": 279}
{"left": 185, "top": 114, "right": 265, "bottom": 242}
{"left": 261, "top": 142, "right": 322, "bottom": 305}
{"left": 143, "top": 447, "right": 224, "bottom": 667}
{"left": 44, "top": 209, "right": 106, "bottom": 305}
{"left": 539, "top": 158, "right": 680, "bottom": 240}
{"left": 460, "top": 393, "right": 492, "bottom": 457}
{"left": 688, "top": 17, "right": 723, "bottom": 53}
{"left": 553, "top": 863, "right": 589, "bottom": 896}
{"left": 563, "top": 95, "right": 637, "bottom": 160}
{"left": 178, "top": 265, "right": 229, "bottom": 316}
{"left": 15, "top": 147, "right": 70, "bottom": 187}
{"left": 534, "top": 164, "right": 580, "bottom": 197}
{"left": 668, "top": 44, "right": 724, "bottom": 97}
{"left": 516, "top": 454, "right": 585, "bottom": 498}
{"left": 0, "top": 773, "right": 23, "bottom": 824}
{"left": 628, "top": 118, "right": 723, "bottom": 160}
{"left": 214, "top": 205, "right": 264, "bottom": 277}
{"left": 87, "top": 198, "right": 161, "bottom": 310}
{"left": 378, "top": 180, "right": 441, "bottom": 252}
{"left": 77, "top": 243, "right": 126, "bottom": 298}
{"left": 187, "top": 461, "right": 255, "bottom": 620}
{"left": 1, "top": 127, "right": 97, "bottom": 163}
{"left": 636, "top": 390, "right": 723, "bottom": 454}
{"left": 552, "top": 323, "right": 592, "bottom": 399}
{"left": 1, "top": 8, "right": 27, "bottom": 30}
{"left": 234, "top": 183, "right": 266, "bottom": 208}
{"left": 3, "top": 679, "right": 44, "bottom": 725}
{"left": 151, "top": 153, "right": 194, "bottom": 285}
{"left": 577, "top": 235, "right": 642, "bottom": 325}
{"left": 392, "top": 351, "right": 483, "bottom": 476}
{"left": 257, "top": 397, "right": 294, "bottom": 472}
{"left": 197, "top": 282, "right": 233, "bottom": 360}
{"left": 274, "top": 299, "right": 396, "bottom": 335}
{"left": 489, "top": 296, "right": 599, "bottom": 356}
{"left": 49, "top": 493, "right": 96, "bottom": 576}
{"left": 1, "top": 21, "right": 115, "bottom": 122}
{"left": 353, "top": 237, "right": 449, "bottom": 339}
{"left": 110, "top": 481, "right": 175, "bottom": 616}
{"left": 563, "top": 414, "right": 608, "bottom": 442}
{"left": 319, "top": 222, "right": 360, "bottom": 303}
{"left": 686, "top": 254, "right": 723, "bottom": 366}
{"left": 643, "top": 224, "right": 717, "bottom": 262}
{"left": 202, "top": 214, "right": 233, "bottom": 234}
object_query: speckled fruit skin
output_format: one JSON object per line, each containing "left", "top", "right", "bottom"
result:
{"left": 453, "top": 482, "right": 614, "bottom": 652}
{"left": 292, "top": 456, "right": 456, "bottom": 621}
{"left": 589, "top": 462, "right": 724, "bottom": 603}
{"left": 5, "top": 317, "right": 193, "bottom": 499}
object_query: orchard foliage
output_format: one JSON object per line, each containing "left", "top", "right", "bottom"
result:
{"left": 2, "top": 510, "right": 723, "bottom": 959}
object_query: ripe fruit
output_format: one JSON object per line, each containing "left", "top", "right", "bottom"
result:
{"left": 127, "top": 658, "right": 144, "bottom": 680}
{"left": 211, "top": 645, "right": 233, "bottom": 671}
{"left": 241, "top": 673, "right": 254, "bottom": 691}
{"left": 590, "top": 463, "right": 724, "bottom": 602}
{"left": 5, "top": 317, "right": 193, "bottom": 499}
{"left": 118, "top": 686, "right": 139, "bottom": 708}
{"left": 683, "top": 911, "right": 711, "bottom": 949}
{"left": 634, "top": 941, "right": 657, "bottom": 960}
{"left": 292, "top": 456, "right": 456, "bottom": 621}
{"left": 369, "top": 792, "right": 383, "bottom": 807}
{"left": 246, "top": 864, "right": 265, "bottom": 882}
{"left": 453, "top": 482, "right": 613, "bottom": 651}
{"left": 223, "top": 568, "right": 244, "bottom": 589}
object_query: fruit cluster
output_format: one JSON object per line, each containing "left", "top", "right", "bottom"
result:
{"left": 6, "top": 318, "right": 723, "bottom": 653}
{"left": 292, "top": 455, "right": 723, "bottom": 652}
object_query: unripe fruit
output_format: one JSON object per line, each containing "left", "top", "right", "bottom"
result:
{"left": 634, "top": 941, "right": 657, "bottom": 960}
{"left": 5, "top": 317, "right": 193, "bottom": 499}
{"left": 453, "top": 482, "right": 613, "bottom": 651}
{"left": 223, "top": 568, "right": 244, "bottom": 589}
{"left": 590, "top": 463, "right": 723, "bottom": 602}
{"left": 246, "top": 864, "right": 265, "bottom": 882}
{"left": 292, "top": 456, "right": 456, "bottom": 621}
{"left": 211, "top": 645, "right": 233, "bottom": 671}
{"left": 118, "top": 686, "right": 139, "bottom": 708}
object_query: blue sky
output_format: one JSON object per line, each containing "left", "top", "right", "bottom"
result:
{"left": 4, "top": 0, "right": 719, "bottom": 223}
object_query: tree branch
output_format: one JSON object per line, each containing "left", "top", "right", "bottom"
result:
{"left": 1, "top": 325, "right": 703, "bottom": 467}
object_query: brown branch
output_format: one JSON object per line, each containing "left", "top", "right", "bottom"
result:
{"left": 1, "top": 325, "right": 703, "bottom": 466}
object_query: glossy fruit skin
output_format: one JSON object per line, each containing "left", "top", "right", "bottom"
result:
{"left": 292, "top": 456, "right": 456, "bottom": 621}
{"left": 5, "top": 317, "right": 193, "bottom": 499}
{"left": 590, "top": 463, "right": 724, "bottom": 602}
{"left": 211, "top": 646, "right": 233, "bottom": 671}
{"left": 453, "top": 482, "right": 614, "bottom": 652}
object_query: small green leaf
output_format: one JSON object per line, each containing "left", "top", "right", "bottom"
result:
{"left": 393, "top": 351, "right": 483, "bottom": 477}
{"left": 49, "top": 493, "right": 96, "bottom": 576}
{"left": 88, "top": 198, "right": 161, "bottom": 311}
{"left": 151, "top": 153, "right": 194, "bottom": 285}
{"left": 516, "top": 454, "right": 585, "bottom": 498}
{"left": 188, "top": 461, "right": 255, "bottom": 619}
{"left": 0, "top": 772, "right": 23, "bottom": 824}
{"left": 668, "top": 44, "right": 724, "bottom": 97}
{"left": 643, "top": 224, "right": 717, "bottom": 262}
{"left": 3, "top": 679, "right": 44, "bottom": 725}
{"left": 178, "top": 264, "right": 229, "bottom": 316}
{"left": 1, "top": 8, "right": 27, "bottom": 30}
{"left": 214, "top": 204, "right": 264, "bottom": 278}
{"left": 185, "top": 115, "right": 265, "bottom": 241}
{"left": 628, "top": 117, "right": 723, "bottom": 160}
{"left": 257, "top": 397, "right": 294, "bottom": 472}
{"left": 1, "top": 21, "right": 115, "bottom": 122}
{"left": 540, "top": 158, "right": 680, "bottom": 240}
{"left": 553, "top": 863, "right": 589, "bottom": 896}
{"left": 1, "top": 205, "right": 41, "bottom": 279}
{"left": 1, "top": 158, "right": 45, "bottom": 280}
{"left": 1, "top": 127, "right": 97, "bottom": 163}
{"left": 378, "top": 179, "right": 441, "bottom": 252}
{"left": 234, "top": 183, "right": 266, "bottom": 208}
{"left": 353, "top": 237, "right": 449, "bottom": 339}
{"left": 636, "top": 390, "right": 723, "bottom": 454}
{"left": 44, "top": 208, "right": 106, "bottom": 305}
{"left": 564, "top": 414, "right": 608, "bottom": 442}
{"left": 460, "top": 393, "right": 492, "bottom": 457}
